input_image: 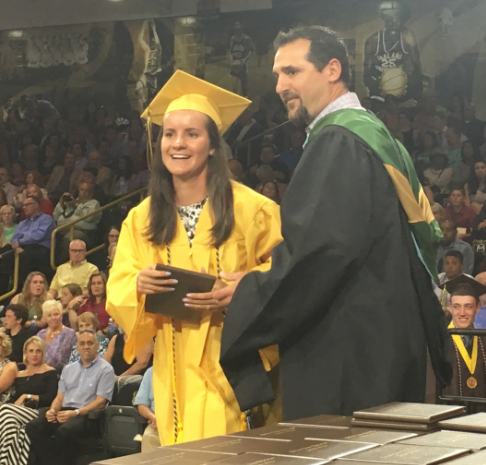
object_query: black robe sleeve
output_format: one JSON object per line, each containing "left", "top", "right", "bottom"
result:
{"left": 220, "top": 127, "right": 379, "bottom": 411}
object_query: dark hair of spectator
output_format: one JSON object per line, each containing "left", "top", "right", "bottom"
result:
{"left": 26, "top": 171, "right": 45, "bottom": 188}
{"left": 146, "top": 115, "right": 235, "bottom": 248}
{"left": 83, "top": 166, "right": 98, "bottom": 177}
{"left": 5, "top": 304, "right": 29, "bottom": 326}
{"left": 70, "top": 142, "right": 86, "bottom": 156}
{"left": 261, "top": 143, "right": 278, "bottom": 154}
{"left": 26, "top": 195, "right": 41, "bottom": 206}
{"left": 451, "top": 187, "right": 466, "bottom": 197}
{"left": 461, "top": 140, "right": 480, "bottom": 161}
{"left": 451, "top": 283, "right": 479, "bottom": 304}
{"left": 18, "top": 271, "right": 48, "bottom": 315}
{"left": 105, "top": 225, "right": 121, "bottom": 248}
{"left": 274, "top": 26, "right": 351, "bottom": 87}
{"left": 98, "top": 138, "right": 110, "bottom": 149}
{"left": 87, "top": 272, "right": 107, "bottom": 304}
{"left": 445, "top": 250, "right": 464, "bottom": 263}
{"left": 116, "top": 156, "right": 135, "bottom": 180}
{"left": 62, "top": 283, "right": 83, "bottom": 299}
{"left": 468, "top": 159, "right": 486, "bottom": 196}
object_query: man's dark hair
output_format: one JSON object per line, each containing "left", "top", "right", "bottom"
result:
{"left": 78, "top": 329, "right": 96, "bottom": 338}
{"left": 83, "top": 166, "right": 98, "bottom": 177}
{"left": 274, "top": 26, "right": 351, "bottom": 87}
{"left": 451, "top": 283, "right": 479, "bottom": 304}
{"left": 261, "top": 143, "right": 278, "bottom": 154}
{"left": 5, "top": 304, "right": 29, "bottom": 326}
{"left": 445, "top": 250, "right": 464, "bottom": 263}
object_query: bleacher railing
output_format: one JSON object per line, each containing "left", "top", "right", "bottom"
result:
{"left": 0, "top": 251, "right": 20, "bottom": 302}
{"left": 50, "top": 186, "right": 148, "bottom": 270}
{"left": 233, "top": 120, "right": 292, "bottom": 168}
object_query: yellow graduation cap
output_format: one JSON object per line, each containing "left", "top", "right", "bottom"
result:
{"left": 142, "top": 70, "right": 251, "bottom": 133}
{"left": 142, "top": 70, "right": 250, "bottom": 170}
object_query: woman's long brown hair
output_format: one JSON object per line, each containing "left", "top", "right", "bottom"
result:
{"left": 145, "top": 116, "right": 234, "bottom": 248}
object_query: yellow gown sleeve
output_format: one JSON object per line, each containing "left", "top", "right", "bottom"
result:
{"left": 106, "top": 202, "right": 159, "bottom": 362}
{"left": 244, "top": 199, "right": 283, "bottom": 372}
{"left": 245, "top": 200, "right": 282, "bottom": 273}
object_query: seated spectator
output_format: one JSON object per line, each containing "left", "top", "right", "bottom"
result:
{"left": 442, "top": 281, "right": 486, "bottom": 398}
{"left": 134, "top": 367, "right": 160, "bottom": 452}
{"left": 465, "top": 160, "right": 486, "bottom": 214}
{"left": 97, "top": 139, "right": 112, "bottom": 167}
{"left": 59, "top": 283, "right": 83, "bottom": 328}
{"left": 10, "top": 272, "right": 48, "bottom": 330}
{"left": 88, "top": 225, "right": 120, "bottom": 272}
{"left": 278, "top": 130, "right": 305, "bottom": 174}
{"left": 0, "top": 224, "right": 7, "bottom": 249}
{"left": 228, "top": 159, "right": 244, "bottom": 182}
{"left": 104, "top": 125, "right": 128, "bottom": 161}
{"left": 10, "top": 163, "right": 25, "bottom": 188}
{"left": 39, "top": 145, "right": 61, "bottom": 180}
{"left": 19, "top": 185, "right": 54, "bottom": 220}
{"left": 46, "top": 152, "right": 83, "bottom": 201}
{"left": 259, "top": 144, "right": 290, "bottom": 182}
{"left": 47, "top": 240, "right": 98, "bottom": 299}
{"left": 104, "top": 328, "right": 153, "bottom": 380}
{"left": 261, "top": 180, "right": 280, "bottom": 204}
{"left": 445, "top": 125, "right": 464, "bottom": 169}
{"left": 107, "top": 243, "right": 117, "bottom": 272}
{"left": 416, "top": 131, "right": 439, "bottom": 173}
{"left": 0, "top": 333, "right": 18, "bottom": 404}
{"left": 0, "top": 166, "right": 18, "bottom": 205}
{"left": 77, "top": 167, "right": 109, "bottom": 206}
{"left": 0, "top": 336, "right": 57, "bottom": 465}
{"left": 445, "top": 188, "right": 477, "bottom": 237}
{"left": 26, "top": 329, "right": 115, "bottom": 465}
{"left": 110, "top": 156, "right": 136, "bottom": 198}
{"left": 3, "top": 304, "right": 32, "bottom": 363}
{"left": 5, "top": 196, "right": 55, "bottom": 286}
{"left": 87, "top": 151, "right": 113, "bottom": 195}
{"left": 20, "top": 144, "right": 40, "bottom": 172}
{"left": 70, "top": 142, "right": 88, "bottom": 170}
{"left": 430, "top": 202, "right": 446, "bottom": 223}
{"left": 68, "top": 312, "right": 109, "bottom": 364}
{"left": 452, "top": 141, "right": 477, "bottom": 189}
{"left": 15, "top": 171, "right": 48, "bottom": 207}
{"left": 77, "top": 272, "right": 110, "bottom": 330}
{"left": 437, "top": 219, "right": 474, "bottom": 275}
{"left": 398, "top": 111, "right": 415, "bottom": 154}
{"left": 462, "top": 103, "right": 485, "bottom": 147}
{"left": 0, "top": 205, "right": 17, "bottom": 243}
{"left": 53, "top": 182, "right": 101, "bottom": 262}
{"left": 38, "top": 300, "right": 77, "bottom": 370}
{"left": 424, "top": 151, "right": 453, "bottom": 199}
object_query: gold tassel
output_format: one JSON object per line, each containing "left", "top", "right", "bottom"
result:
{"left": 147, "top": 109, "right": 154, "bottom": 171}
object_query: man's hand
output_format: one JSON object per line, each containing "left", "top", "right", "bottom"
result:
{"left": 150, "top": 416, "right": 157, "bottom": 429}
{"left": 57, "top": 410, "right": 77, "bottom": 423}
{"left": 15, "top": 247, "right": 24, "bottom": 254}
{"left": 184, "top": 270, "right": 247, "bottom": 311}
{"left": 46, "top": 409, "right": 58, "bottom": 423}
{"left": 478, "top": 220, "right": 486, "bottom": 230}
{"left": 11, "top": 241, "right": 19, "bottom": 249}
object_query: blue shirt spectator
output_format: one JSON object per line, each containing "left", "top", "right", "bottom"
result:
{"left": 60, "top": 355, "right": 114, "bottom": 408}
{"left": 12, "top": 202, "right": 55, "bottom": 249}
{"left": 134, "top": 366, "right": 154, "bottom": 411}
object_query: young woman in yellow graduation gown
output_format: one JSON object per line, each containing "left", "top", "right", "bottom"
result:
{"left": 106, "top": 72, "right": 282, "bottom": 446}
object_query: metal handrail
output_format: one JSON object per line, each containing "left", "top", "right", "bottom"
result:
{"left": 0, "top": 252, "right": 20, "bottom": 302}
{"left": 50, "top": 187, "right": 148, "bottom": 270}
{"left": 233, "top": 120, "right": 292, "bottom": 167}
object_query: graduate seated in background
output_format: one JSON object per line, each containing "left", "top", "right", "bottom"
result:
{"left": 442, "top": 278, "right": 486, "bottom": 400}
{"left": 436, "top": 250, "right": 470, "bottom": 317}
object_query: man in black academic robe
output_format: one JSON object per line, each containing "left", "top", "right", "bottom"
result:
{"left": 219, "top": 26, "right": 451, "bottom": 421}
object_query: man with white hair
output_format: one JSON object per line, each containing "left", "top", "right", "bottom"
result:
{"left": 47, "top": 240, "right": 98, "bottom": 299}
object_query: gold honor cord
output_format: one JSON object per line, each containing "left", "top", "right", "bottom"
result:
{"left": 449, "top": 322, "right": 479, "bottom": 389}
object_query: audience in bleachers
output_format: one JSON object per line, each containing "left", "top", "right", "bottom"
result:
{"left": 437, "top": 219, "right": 474, "bottom": 275}
{"left": 0, "top": 333, "right": 18, "bottom": 404}
{"left": 0, "top": 166, "right": 18, "bottom": 205}
{"left": 77, "top": 272, "right": 110, "bottom": 330}
{"left": 2, "top": 305, "right": 35, "bottom": 362}
{"left": 59, "top": 283, "right": 83, "bottom": 328}
{"left": 0, "top": 205, "right": 16, "bottom": 243}
{"left": 0, "top": 336, "right": 57, "bottom": 465}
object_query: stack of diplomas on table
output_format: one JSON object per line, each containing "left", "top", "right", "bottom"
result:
{"left": 351, "top": 403, "right": 466, "bottom": 432}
